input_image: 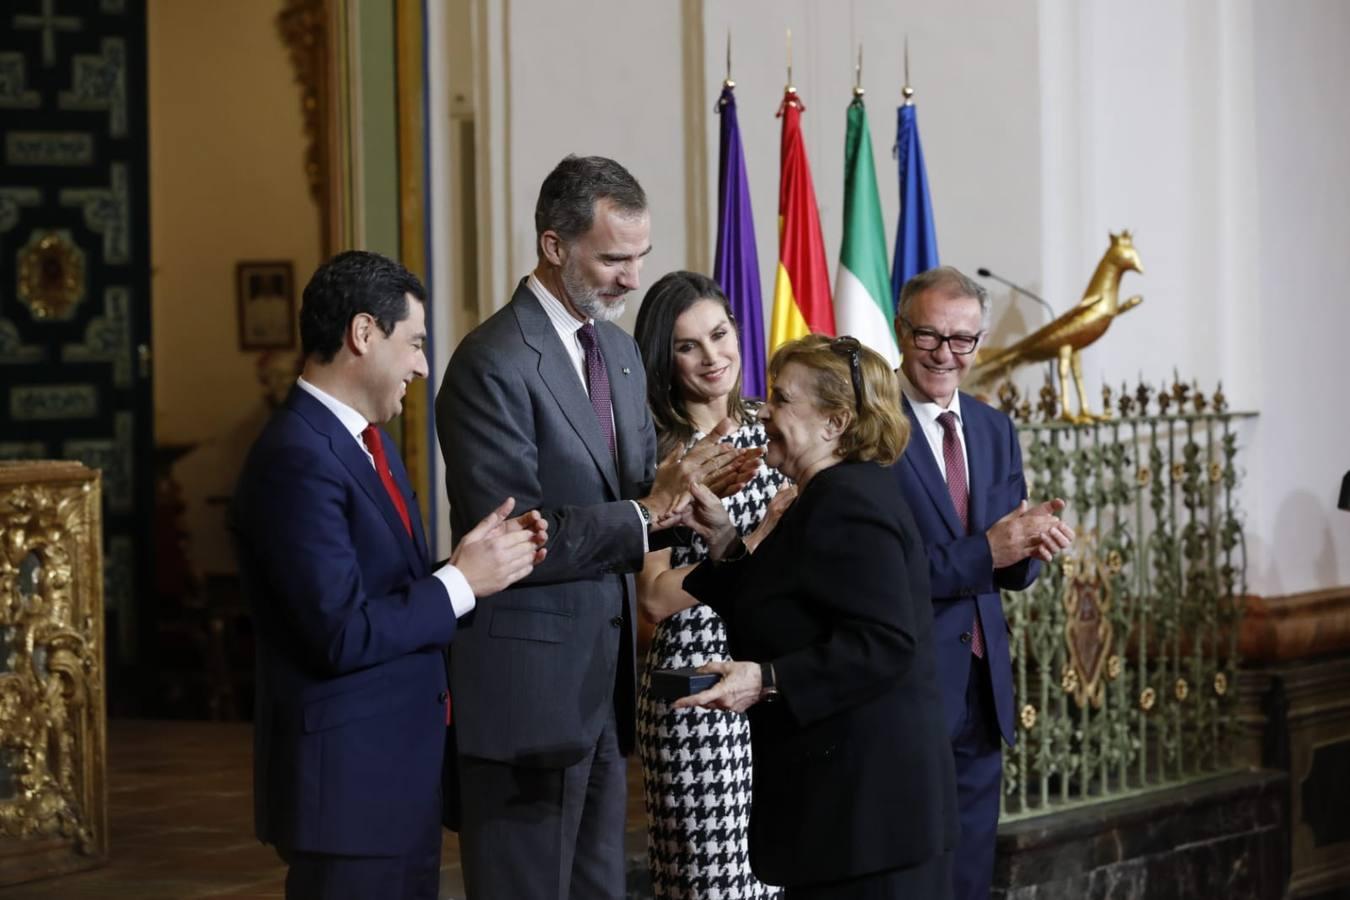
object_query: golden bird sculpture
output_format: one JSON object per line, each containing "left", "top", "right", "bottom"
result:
{"left": 970, "top": 231, "right": 1143, "bottom": 423}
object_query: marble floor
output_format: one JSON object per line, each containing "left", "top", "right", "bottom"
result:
{"left": 3, "top": 720, "right": 650, "bottom": 899}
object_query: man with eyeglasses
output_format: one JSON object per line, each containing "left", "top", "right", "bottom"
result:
{"left": 891, "top": 266, "right": 1073, "bottom": 900}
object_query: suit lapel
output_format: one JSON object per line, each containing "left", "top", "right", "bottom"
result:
{"left": 387, "top": 450, "right": 431, "bottom": 567}
{"left": 961, "top": 395, "right": 991, "bottom": 532}
{"left": 287, "top": 389, "right": 426, "bottom": 574}
{"left": 902, "top": 396, "right": 965, "bottom": 538}
{"left": 512, "top": 284, "right": 620, "bottom": 496}
{"left": 595, "top": 323, "right": 642, "bottom": 489}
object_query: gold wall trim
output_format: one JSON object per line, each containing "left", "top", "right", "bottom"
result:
{"left": 277, "top": 0, "right": 330, "bottom": 255}
{"left": 395, "top": 0, "right": 431, "bottom": 521}
{"left": 0, "top": 461, "right": 107, "bottom": 886}
{"left": 471, "top": 0, "right": 513, "bottom": 309}
{"left": 327, "top": 0, "right": 359, "bottom": 253}
{"left": 681, "top": 0, "right": 709, "bottom": 274}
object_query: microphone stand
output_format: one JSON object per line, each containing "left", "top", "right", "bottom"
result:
{"left": 976, "top": 268, "right": 1058, "bottom": 385}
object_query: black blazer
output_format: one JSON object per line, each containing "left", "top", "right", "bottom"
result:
{"left": 684, "top": 460, "right": 958, "bottom": 888}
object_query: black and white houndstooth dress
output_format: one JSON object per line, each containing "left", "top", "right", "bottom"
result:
{"left": 636, "top": 412, "right": 788, "bottom": 899}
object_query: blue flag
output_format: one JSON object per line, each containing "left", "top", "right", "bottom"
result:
{"left": 890, "top": 103, "right": 939, "bottom": 310}
{"left": 713, "top": 84, "right": 767, "bottom": 399}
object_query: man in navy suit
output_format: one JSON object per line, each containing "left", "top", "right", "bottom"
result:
{"left": 233, "top": 250, "right": 547, "bottom": 900}
{"left": 891, "top": 266, "right": 1074, "bottom": 900}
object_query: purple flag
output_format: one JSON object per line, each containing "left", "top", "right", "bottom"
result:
{"left": 713, "top": 84, "right": 767, "bottom": 399}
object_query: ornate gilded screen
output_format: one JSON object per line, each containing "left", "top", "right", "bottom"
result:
{"left": 0, "top": 461, "right": 108, "bottom": 886}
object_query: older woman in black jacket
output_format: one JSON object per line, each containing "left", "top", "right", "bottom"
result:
{"left": 670, "top": 334, "right": 958, "bottom": 899}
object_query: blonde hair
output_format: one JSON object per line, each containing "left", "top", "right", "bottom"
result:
{"left": 767, "top": 334, "right": 909, "bottom": 465}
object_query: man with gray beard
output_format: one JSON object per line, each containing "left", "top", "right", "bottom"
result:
{"left": 435, "top": 155, "right": 757, "bottom": 899}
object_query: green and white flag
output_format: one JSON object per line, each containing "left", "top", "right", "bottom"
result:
{"left": 835, "top": 95, "right": 900, "bottom": 368}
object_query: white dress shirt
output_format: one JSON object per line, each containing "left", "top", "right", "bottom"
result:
{"left": 898, "top": 370, "right": 970, "bottom": 488}
{"left": 526, "top": 274, "right": 649, "bottom": 550}
{"left": 296, "top": 376, "right": 476, "bottom": 617}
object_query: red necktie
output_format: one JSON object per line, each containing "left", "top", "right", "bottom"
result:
{"left": 937, "top": 412, "right": 985, "bottom": 659}
{"left": 360, "top": 425, "right": 412, "bottom": 537}
{"left": 362, "top": 424, "right": 446, "bottom": 721}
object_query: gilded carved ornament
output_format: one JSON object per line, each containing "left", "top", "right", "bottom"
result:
{"left": 16, "top": 229, "right": 85, "bottom": 321}
{"left": 0, "top": 463, "right": 106, "bottom": 871}
{"left": 972, "top": 231, "right": 1144, "bottom": 423}
{"left": 1061, "top": 550, "right": 1113, "bottom": 710}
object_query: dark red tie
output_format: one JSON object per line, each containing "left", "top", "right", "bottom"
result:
{"left": 360, "top": 425, "right": 412, "bottom": 537}
{"left": 937, "top": 412, "right": 985, "bottom": 659}
{"left": 576, "top": 323, "right": 616, "bottom": 456}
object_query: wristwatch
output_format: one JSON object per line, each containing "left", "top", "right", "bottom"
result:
{"left": 759, "top": 662, "right": 779, "bottom": 701}
{"left": 634, "top": 501, "right": 652, "bottom": 530}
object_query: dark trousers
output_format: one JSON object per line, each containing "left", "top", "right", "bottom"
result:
{"left": 951, "top": 653, "right": 1003, "bottom": 900}
{"left": 457, "top": 710, "right": 627, "bottom": 900}
{"left": 279, "top": 823, "right": 441, "bottom": 900}
{"left": 784, "top": 850, "right": 954, "bottom": 900}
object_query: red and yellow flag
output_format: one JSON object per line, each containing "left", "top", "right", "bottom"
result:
{"left": 769, "top": 87, "right": 835, "bottom": 356}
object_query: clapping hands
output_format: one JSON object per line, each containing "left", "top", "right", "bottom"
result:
{"left": 452, "top": 497, "right": 549, "bottom": 596}
{"left": 986, "top": 497, "right": 1074, "bottom": 568}
{"left": 641, "top": 418, "right": 764, "bottom": 526}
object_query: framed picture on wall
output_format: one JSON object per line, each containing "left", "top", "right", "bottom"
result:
{"left": 236, "top": 260, "right": 296, "bottom": 350}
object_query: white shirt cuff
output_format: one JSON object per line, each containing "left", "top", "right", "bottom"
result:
{"left": 433, "top": 563, "right": 477, "bottom": 618}
{"left": 629, "top": 500, "right": 650, "bottom": 553}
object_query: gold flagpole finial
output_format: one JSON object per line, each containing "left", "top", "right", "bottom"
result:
{"left": 725, "top": 30, "right": 734, "bottom": 87}
{"left": 786, "top": 28, "right": 795, "bottom": 94}
{"left": 902, "top": 35, "right": 914, "bottom": 105}
{"left": 853, "top": 44, "right": 864, "bottom": 98}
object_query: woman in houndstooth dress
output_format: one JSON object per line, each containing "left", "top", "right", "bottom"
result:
{"left": 633, "top": 272, "right": 790, "bottom": 899}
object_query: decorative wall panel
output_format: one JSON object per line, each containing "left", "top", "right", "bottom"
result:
{"left": 0, "top": 0, "right": 151, "bottom": 676}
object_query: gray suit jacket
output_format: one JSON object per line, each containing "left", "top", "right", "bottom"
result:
{"left": 435, "top": 279, "right": 656, "bottom": 768}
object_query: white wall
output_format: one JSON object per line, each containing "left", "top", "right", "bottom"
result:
{"left": 701, "top": 0, "right": 1043, "bottom": 348}
{"left": 1036, "top": 0, "right": 1350, "bottom": 595}
{"left": 1247, "top": 0, "right": 1350, "bottom": 593}
{"left": 503, "top": 0, "right": 690, "bottom": 327}
{"left": 430, "top": 0, "right": 1350, "bottom": 594}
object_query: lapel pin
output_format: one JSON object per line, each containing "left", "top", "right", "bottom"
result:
{"left": 622, "top": 367, "right": 631, "bottom": 375}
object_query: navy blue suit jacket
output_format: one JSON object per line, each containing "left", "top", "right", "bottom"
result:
{"left": 232, "top": 386, "right": 457, "bottom": 856}
{"left": 892, "top": 393, "right": 1039, "bottom": 745}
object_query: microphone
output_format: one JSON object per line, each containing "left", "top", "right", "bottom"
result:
{"left": 976, "top": 267, "right": 1056, "bottom": 321}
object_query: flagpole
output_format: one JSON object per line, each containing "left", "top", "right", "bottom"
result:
{"left": 854, "top": 44, "right": 864, "bottom": 99}
{"left": 725, "top": 30, "right": 733, "bottom": 88}
{"left": 903, "top": 36, "right": 914, "bottom": 106}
